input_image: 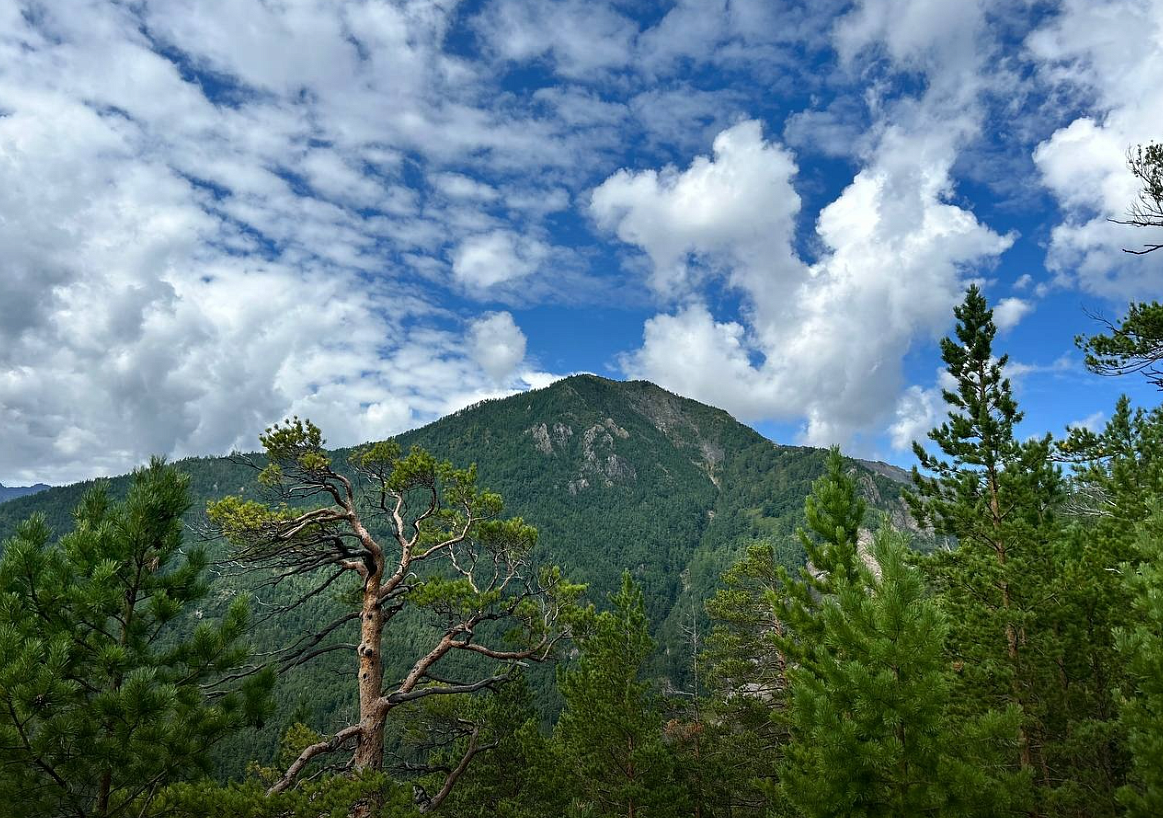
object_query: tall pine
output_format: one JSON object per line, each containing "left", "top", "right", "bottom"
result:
{"left": 909, "top": 285, "right": 1124, "bottom": 815}
{"left": 1117, "top": 510, "right": 1163, "bottom": 816}
{"left": 0, "top": 459, "right": 273, "bottom": 818}
{"left": 780, "top": 525, "right": 1024, "bottom": 818}
{"left": 554, "top": 572, "right": 684, "bottom": 818}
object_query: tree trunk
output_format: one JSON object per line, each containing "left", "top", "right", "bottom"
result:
{"left": 350, "top": 579, "right": 386, "bottom": 818}
{"left": 353, "top": 583, "right": 385, "bottom": 771}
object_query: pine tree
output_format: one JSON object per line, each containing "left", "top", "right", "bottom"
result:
{"left": 554, "top": 572, "right": 685, "bottom": 818}
{"left": 697, "top": 447, "right": 868, "bottom": 817}
{"left": 780, "top": 525, "right": 1024, "bottom": 818}
{"left": 1117, "top": 511, "right": 1163, "bottom": 817}
{"left": 206, "top": 420, "right": 580, "bottom": 809}
{"left": 909, "top": 285, "right": 1125, "bottom": 814}
{"left": 773, "top": 446, "right": 867, "bottom": 666}
{"left": 701, "top": 540, "right": 795, "bottom": 817}
{"left": 401, "top": 671, "right": 555, "bottom": 818}
{"left": 0, "top": 459, "right": 273, "bottom": 818}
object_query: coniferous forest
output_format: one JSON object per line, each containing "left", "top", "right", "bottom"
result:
{"left": 2, "top": 74, "right": 1163, "bottom": 818}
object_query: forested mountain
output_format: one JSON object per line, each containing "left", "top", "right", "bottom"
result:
{"left": 0, "top": 376, "right": 910, "bottom": 638}
{"left": 0, "top": 482, "right": 49, "bottom": 504}
{"left": 0, "top": 375, "right": 911, "bottom": 775}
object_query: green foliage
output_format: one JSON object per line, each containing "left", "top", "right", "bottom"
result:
{"left": 781, "top": 526, "right": 1025, "bottom": 818}
{"left": 1116, "top": 510, "right": 1163, "bottom": 817}
{"left": 402, "top": 673, "right": 555, "bottom": 818}
{"left": 160, "top": 771, "right": 413, "bottom": 818}
{"left": 1077, "top": 301, "right": 1163, "bottom": 388}
{"left": 0, "top": 459, "right": 273, "bottom": 818}
{"left": 910, "top": 286, "right": 1136, "bottom": 815}
{"left": 0, "top": 376, "right": 915, "bottom": 781}
{"left": 554, "top": 572, "right": 686, "bottom": 818}
{"left": 774, "top": 446, "right": 868, "bottom": 665}
{"left": 797, "top": 446, "right": 867, "bottom": 584}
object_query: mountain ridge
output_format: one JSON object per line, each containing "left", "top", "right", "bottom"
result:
{"left": 0, "top": 375, "right": 917, "bottom": 772}
{"left": 0, "top": 482, "right": 51, "bottom": 504}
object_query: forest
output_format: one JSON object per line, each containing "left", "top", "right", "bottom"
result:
{"left": 1, "top": 145, "right": 1163, "bottom": 818}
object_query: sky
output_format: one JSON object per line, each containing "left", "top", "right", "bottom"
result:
{"left": 1, "top": 0, "right": 1162, "bottom": 486}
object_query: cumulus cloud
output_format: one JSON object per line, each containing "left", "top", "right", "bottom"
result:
{"left": 602, "top": 118, "right": 1012, "bottom": 447}
{"left": 468, "top": 312, "right": 529, "bottom": 382}
{"left": 0, "top": 0, "right": 578, "bottom": 485}
{"left": 993, "top": 297, "right": 1035, "bottom": 331}
{"left": 475, "top": 0, "right": 637, "bottom": 78}
{"left": 889, "top": 385, "right": 940, "bottom": 452}
{"left": 591, "top": 120, "right": 802, "bottom": 300}
{"left": 1030, "top": 0, "right": 1163, "bottom": 298}
{"left": 451, "top": 231, "right": 550, "bottom": 291}
{"left": 0, "top": 0, "right": 1141, "bottom": 484}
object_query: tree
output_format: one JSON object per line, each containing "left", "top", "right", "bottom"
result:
{"left": 700, "top": 540, "right": 794, "bottom": 817}
{"left": 399, "top": 671, "right": 554, "bottom": 818}
{"left": 774, "top": 446, "right": 867, "bottom": 665}
{"left": 908, "top": 286, "right": 1063, "bottom": 782}
{"left": 780, "top": 525, "right": 1024, "bottom": 818}
{"left": 206, "top": 419, "right": 581, "bottom": 810}
{"left": 1073, "top": 141, "right": 1163, "bottom": 384}
{"left": 1077, "top": 301, "right": 1163, "bottom": 389}
{"left": 695, "top": 447, "right": 867, "bottom": 817}
{"left": 909, "top": 286, "right": 1138, "bottom": 815}
{"left": 1059, "top": 396, "right": 1163, "bottom": 528}
{"left": 0, "top": 458, "right": 272, "bottom": 818}
{"left": 1112, "top": 142, "right": 1163, "bottom": 255}
{"left": 1116, "top": 510, "right": 1163, "bottom": 817}
{"left": 554, "top": 572, "right": 684, "bottom": 818}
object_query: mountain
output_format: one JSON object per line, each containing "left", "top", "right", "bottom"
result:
{"left": 0, "top": 375, "right": 917, "bottom": 771}
{"left": 0, "top": 482, "right": 50, "bottom": 504}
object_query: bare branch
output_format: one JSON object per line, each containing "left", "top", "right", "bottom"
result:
{"left": 416, "top": 725, "right": 497, "bottom": 814}
{"left": 267, "top": 724, "right": 363, "bottom": 795}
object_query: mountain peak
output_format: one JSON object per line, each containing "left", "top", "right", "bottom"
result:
{"left": 0, "top": 482, "right": 51, "bottom": 504}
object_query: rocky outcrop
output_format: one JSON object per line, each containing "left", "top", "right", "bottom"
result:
{"left": 580, "top": 423, "right": 636, "bottom": 488}
{"left": 526, "top": 417, "right": 636, "bottom": 494}
{"left": 625, "top": 387, "right": 724, "bottom": 484}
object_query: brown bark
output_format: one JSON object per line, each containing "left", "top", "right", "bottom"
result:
{"left": 352, "top": 579, "right": 386, "bottom": 772}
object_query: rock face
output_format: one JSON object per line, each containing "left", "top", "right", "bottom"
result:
{"left": 624, "top": 387, "right": 724, "bottom": 484}
{"left": 527, "top": 416, "right": 637, "bottom": 494}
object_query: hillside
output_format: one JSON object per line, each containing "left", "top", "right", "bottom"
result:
{"left": 0, "top": 375, "right": 914, "bottom": 772}
{"left": 0, "top": 482, "right": 50, "bottom": 504}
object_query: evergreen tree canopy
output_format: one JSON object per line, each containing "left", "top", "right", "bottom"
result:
{"left": 555, "top": 572, "right": 684, "bottom": 818}
{"left": 781, "top": 525, "right": 1025, "bottom": 818}
{"left": 1115, "top": 510, "right": 1163, "bottom": 817}
{"left": 1077, "top": 301, "right": 1163, "bottom": 388}
{"left": 774, "top": 446, "right": 868, "bottom": 667}
{"left": 0, "top": 459, "right": 273, "bottom": 818}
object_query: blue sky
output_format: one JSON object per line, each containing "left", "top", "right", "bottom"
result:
{"left": 1, "top": 0, "right": 1161, "bottom": 484}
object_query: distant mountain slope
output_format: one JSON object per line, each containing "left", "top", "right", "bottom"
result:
{"left": 0, "top": 375, "right": 917, "bottom": 771}
{"left": 0, "top": 482, "right": 50, "bottom": 504}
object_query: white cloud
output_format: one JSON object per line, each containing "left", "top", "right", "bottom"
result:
{"left": 1068, "top": 410, "right": 1106, "bottom": 432}
{"left": 603, "top": 118, "right": 1013, "bottom": 448}
{"left": 1029, "top": 0, "right": 1163, "bottom": 298}
{"left": 591, "top": 119, "right": 803, "bottom": 299}
{"left": 0, "top": 1, "right": 582, "bottom": 485}
{"left": 468, "top": 312, "right": 528, "bottom": 382}
{"left": 889, "top": 385, "right": 940, "bottom": 452}
{"left": 475, "top": 0, "right": 637, "bottom": 78}
{"left": 432, "top": 172, "right": 501, "bottom": 202}
{"left": 451, "top": 231, "right": 550, "bottom": 290}
{"left": 993, "top": 296, "right": 1034, "bottom": 331}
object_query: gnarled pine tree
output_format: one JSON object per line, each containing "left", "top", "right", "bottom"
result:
{"left": 207, "top": 419, "right": 581, "bottom": 810}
